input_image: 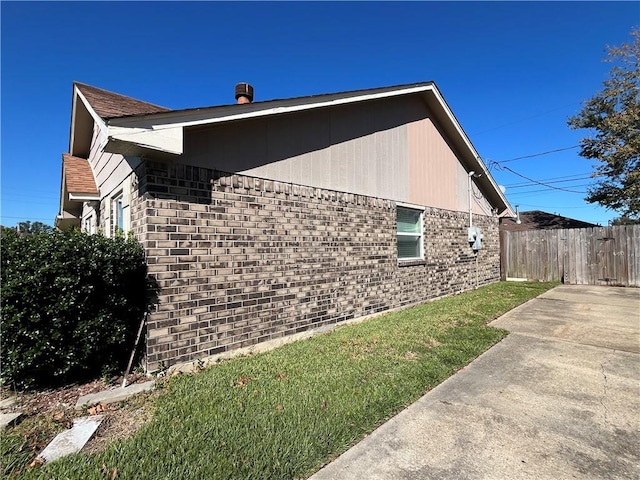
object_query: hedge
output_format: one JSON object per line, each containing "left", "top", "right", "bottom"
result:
{"left": 1, "top": 229, "right": 155, "bottom": 389}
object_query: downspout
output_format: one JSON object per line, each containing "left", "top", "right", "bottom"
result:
{"left": 468, "top": 171, "right": 475, "bottom": 228}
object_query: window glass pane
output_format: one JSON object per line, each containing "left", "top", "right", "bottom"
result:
{"left": 397, "top": 208, "right": 421, "bottom": 233}
{"left": 116, "top": 199, "right": 124, "bottom": 230}
{"left": 114, "top": 194, "right": 124, "bottom": 233}
{"left": 398, "top": 235, "right": 420, "bottom": 258}
{"left": 397, "top": 206, "right": 423, "bottom": 260}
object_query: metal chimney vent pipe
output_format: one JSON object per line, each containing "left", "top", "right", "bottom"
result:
{"left": 235, "top": 83, "right": 254, "bottom": 104}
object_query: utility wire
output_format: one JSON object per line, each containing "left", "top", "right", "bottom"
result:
{"left": 504, "top": 172, "right": 595, "bottom": 188}
{"left": 517, "top": 203, "right": 598, "bottom": 210}
{"left": 471, "top": 102, "right": 581, "bottom": 136}
{"left": 507, "top": 176, "right": 595, "bottom": 189}
{"left": 0, "top": 215, "right": 55, "bottom": 222}
{"left": 507, "top": 184, "right": 591, "bottom": 196}
{"left": 499, "top": 165, "right": 586, "bottom": 193}
{"left": 493, "top": 145, "right": 579, "bottom": 164}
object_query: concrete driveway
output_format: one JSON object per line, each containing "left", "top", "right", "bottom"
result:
{"left": 310, "top": 285, "right": 640, "bottom": 479}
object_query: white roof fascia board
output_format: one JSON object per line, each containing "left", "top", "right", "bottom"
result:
{"left": 107, "top": 126, "right": 183, "bottom": 155}
{"left": 58, "top": 162, "right": 67, "bottom": 217}
{"left": 104, "top": 82, "right": 513, "bottom": 215}
{"left": 108, "top": 85, "right": 434, "bottom": 130}
{"left": 68, "top": 193, "right": 101, "bottom": 202}
{"left": 103, "top": 86, "right": 434, "bottom": 156}
{"left": 427, "top": 87, "right": 514, "bottom": 217}
{"left": 103, "top": 87, "right": 432, "bottom": 155}
{"left": 69, "top": 92, "right": 79, "bottom": 155}
{"left": 74, "top": 88, "right": 108, "bottom": 137}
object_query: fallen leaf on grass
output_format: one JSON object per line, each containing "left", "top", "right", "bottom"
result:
{"left": 237, "top": 376, "right": 250, "bottom": 387}
{"left": 321, "top": 400, "right": 327, "bottom": 410}
{"left": 275, "top": 404, "right": 284, "bottom": 410}
{"left": 425, "top": 338, "right": 441, "bottom": 348}
{"left": 28, "top": 457, "right": 44, "bottom": 469}
{"left": 53, "top": 410, "right": 65, "bottom": 421}
{"left": 404, "top": 351, "right": 418, "bottom": 360}
{"left": 372, "top": 337, "right": 379, "bottom": 344}
{"left": 102, "top": 464, "right": 118, "bottom": 478}
{"left": 276, "top": 373, "right": 289, "bottom": 380}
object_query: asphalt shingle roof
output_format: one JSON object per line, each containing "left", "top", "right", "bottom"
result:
{"left": 75, "top": 82, "right": 170, "bottom": 120}
{"left": 500, "top": 210, "right": 597, "bottom": 232}
{"left": 63, "top": 154, "right": 99, "bottom": 195}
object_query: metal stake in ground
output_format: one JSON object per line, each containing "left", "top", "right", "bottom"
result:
{"left": 122, "top": 311, "right": 148, "bottom": 388}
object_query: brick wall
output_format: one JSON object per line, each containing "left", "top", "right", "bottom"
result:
{"left": 132, "top": 160, "right": 500, "bottom": 369}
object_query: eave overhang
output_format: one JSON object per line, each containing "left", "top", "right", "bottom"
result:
{"left": 57, "top": 154, "right": 100, "bottom": 229}
{"left": 69, "top": 86, "right": 107, "bottom": 158}
{"left": 101, "top": 82, "right": 514, "bottom": 216}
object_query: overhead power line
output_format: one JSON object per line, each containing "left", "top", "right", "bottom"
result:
{"left": 504, "top": 172, "right": 595, "bottom": 188}
{"left": 0, "top": 215, "right": 54, "bottom": 222}
{"left": 517, "top": 203, "right": 599, "bottom": 210}
{"left": 493, "top": 145, "right": 579, "bottom": 164}
{"left": 499, "top": 165, "right": 586, "bottom": 194}
{"left": 507, "top": 184, "right": 591, "bottom": 196}
{"left": 471, "top": 102, "right": 581, "bottom": 136}
{"left": 507, "top": 175, "right": 595, "bottom": 189}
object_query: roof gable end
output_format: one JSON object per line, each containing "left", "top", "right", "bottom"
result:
{"left": 81, "top": 80, "right": 513, "bottom": 217}
{"left": 74, "top": 82, "right": 171, "bottom": 120}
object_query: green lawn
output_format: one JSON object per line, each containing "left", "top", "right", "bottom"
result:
{"left": 4, "top": 281, "right": 556, "bottom": 479}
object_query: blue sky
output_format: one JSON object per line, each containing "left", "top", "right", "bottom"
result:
{"left": 1, "top": 1, "right": 638, "bottom": 226}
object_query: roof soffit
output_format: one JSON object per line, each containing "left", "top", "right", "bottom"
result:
{"left": 91, "top": 80, "right": 512, "bottom": 216}
{"left": 70, "top": 87, "right": 107, "bottom": 158}
{"left": 103, "top": 85, "right": 440, "bottom": 158}
{"left": 70, "top": 82, "right": 171, "bottom": 158}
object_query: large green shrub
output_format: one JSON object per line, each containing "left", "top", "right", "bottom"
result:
{"left": 1, "top": 229, "right": 154, "bottom": 389}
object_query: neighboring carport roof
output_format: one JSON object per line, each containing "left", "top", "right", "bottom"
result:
{"left": 500, "top": 210, "right": 598, "bottom": 232}
{"left": 63, "top": 154, "right": 98, "bottom": 195}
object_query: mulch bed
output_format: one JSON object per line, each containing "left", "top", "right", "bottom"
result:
{"left": 2, "top": 373, "right": 156, "bottom": 475}
{"left": 7, "top": 373, "right": 149, "bottom": 416}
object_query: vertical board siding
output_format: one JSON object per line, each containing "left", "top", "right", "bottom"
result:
{"left": 182, "top": 97, "right": 415, "bottom": 203}
{"left": 502, "top": 225, "right": 640, "bottom": 287}
{"left": 407, "top": 116, "right": 457, "bottom": 210}
{"left": 182, "top": 95, "right": 492, "bottom": 213}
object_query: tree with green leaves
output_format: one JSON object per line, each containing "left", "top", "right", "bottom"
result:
{"left": 568, "top": 29, "right": 640, "bottom": 220}
{"left": 611, "top": 215, "right": 640, "bottom": 225}
{"left": 16, "top": 220, "right": 54, "bottom": 235}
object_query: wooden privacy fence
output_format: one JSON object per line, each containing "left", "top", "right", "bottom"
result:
{"left": 500, "top": 225, "right": 640, "bottom": 287}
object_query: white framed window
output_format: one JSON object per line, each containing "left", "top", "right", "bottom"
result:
{"left": 396, "top": 206, "right": 424, "bottom": 260}
{"left": 112, "top": 191, "right": 124, "bottom": 235}
{"left": 83, "top": 214, "right": 94, "bottom": 234}
{"left": 107, "top": 176, "right": 133, "bottom": 237}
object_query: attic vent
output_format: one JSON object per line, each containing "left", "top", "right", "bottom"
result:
{"left": 235, "top": 83, "right": 254, "bottom": 104}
